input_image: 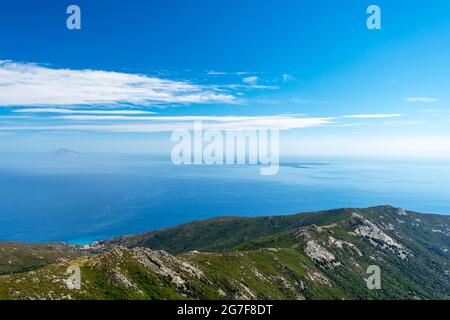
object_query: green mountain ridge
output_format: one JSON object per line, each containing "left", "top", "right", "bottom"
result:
{"left": 0, "top": 206, "right": 449, "bottom": 300}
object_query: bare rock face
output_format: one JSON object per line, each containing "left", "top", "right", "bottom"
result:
{"left": 328, "top": 236, "right": 363, "bottom": 257}
{"left": 294, "top": 229, "right": 341, "bottom": 268}
{"left": 107, "top": 268, "right": 136, "bottom": 288}
{"left": 306, "top": 268, "right": 331, "bottom": 287}
{"left": 131, "top": 249, "right": 185, "bottom": 287}
{"left": 351, "top": 213, "right": 411, "bottom": 260}
{"left": 396, "top": 208, "right": 408, "bottom": 217}
{"left": 304, "top": 240, "right": 341, "bottom": 267}
{"left": 232, "top": 280, "right": 257, "bottom": 300}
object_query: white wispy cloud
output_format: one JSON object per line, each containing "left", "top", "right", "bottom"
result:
{"left": 282, "top": 74, "right": 295, "bottom": 82}
{"left": 0, "top": 115, "right": 333, "bottom": 132}
{"left": 382, "top": 120, "right": 421, "bottom": 126}
{"left": 206, "top": 71, "right": 228, "bottom": 75}
{"left": 222, "top": 83, "right": 278, "bottom": 90}
{"left": 0, "top": 60, "right": 236, "bottom": 107}
{"left": 206, "top": 71, "right": 261, "bottom": 76}
{"left": 0, "top": 111, "right": 408, "bottom": 133}
{"left": 291, "top": 98, "right": 334, "bottom": 105}
{"left": 13, "top": 108, "right": 156, "bottom": 115}
{"left": 54, "top": 115, "right": 300, "bottom": 122}
{"left": 342, "top": 114, "right": 403, "bottom": 119}
{"left": 404, "top": 97, "right": 438, "bottom": 103}
{"left": 242, "top": 76, "right": 258, "bottom": 85}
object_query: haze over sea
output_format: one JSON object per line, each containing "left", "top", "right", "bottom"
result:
{"left": 1, "top": 152, "right": 449, "bottom": 244}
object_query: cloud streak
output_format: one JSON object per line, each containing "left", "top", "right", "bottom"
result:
{"left": 242, "top": 76, "right": 258, "bottom": 85}
{"left": 13, "top": 108, "right": 156, "bottom": 115}
{"left": 342, "top": 114, "right": 403, "bottom": 119}
{"left": 0, "top": 112, "right": 405, "bottom": 133}
{"left": 0, "top": 61, "right": 236, "bottom": 107}
{"left": 404, "top": 97, "right": 438, "bottom": 103}
{"left": 0, "top": 115, "right": 333, "bottom": 132}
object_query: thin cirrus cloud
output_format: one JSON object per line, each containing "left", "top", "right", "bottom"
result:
{"left": 242, "top": 76, "right": 258, "bottom": 85}
{"left": 0, "top": 112, "right": 405, "bottom": 133}
{"left": 282, "top": 74, "right": 295, "bottom": 83}
{"left": 54, "top": 115, "right": 303, "bottom": 122}
{"left": 13, "top": 108, "right": 156, "bottom": 115}
{"left": 342, "top": 114, "right": 403, "bottom": 119}
{"left": 0, "top": 115, "right": 334, "bottom": 133}
{"left": 0, "top": 60, "right": 237, "bottom": 107}
{"left": 404, "top": 97, "right": 438, "bottom": 103}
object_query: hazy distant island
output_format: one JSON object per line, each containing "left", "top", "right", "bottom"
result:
{"left": 51, "top": 149, "right": 80, "bottom": 156}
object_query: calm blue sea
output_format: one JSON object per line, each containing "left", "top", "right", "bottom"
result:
{"left": 1, "top": 153, "right": 450, "bottom": 244}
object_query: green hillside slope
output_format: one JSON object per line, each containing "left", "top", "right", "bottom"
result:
{"left": 0, "top": 206, "right": 448, "bottom": 300}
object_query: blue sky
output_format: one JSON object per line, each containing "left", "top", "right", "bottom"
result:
{"left": 1, "top": 0, "right": 450, "bottom": 157}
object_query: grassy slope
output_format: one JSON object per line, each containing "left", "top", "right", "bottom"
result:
{"left": 103, "top": 208, "right": 353, "bottom": 254}
{"left": 0, "top": 247, "right": 346, "bottom": 300}
{"left": 0, "top": 242, "right": 85, "bottom": 275}
{"left": 0, "top": 206, "right": 449, "bottom": 300}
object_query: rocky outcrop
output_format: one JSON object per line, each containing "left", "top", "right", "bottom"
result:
{"left": 1, "top": 206, "right": 449, "bottom": 301}
{"left": 351, "top": 213, "right": 411, "bottom": 260}
{"left": 396, "top": 208, "right": 408, "bottom": 217}
{"left": 328, "top": 236, "right": 362, "bottom": 257}
{"left": 107, "top": 268, "right": 136, "bottom": 289}
{"left": 294, "top": 229, "right": 341, "bottom": 268}
{"left": 131, "top": 247, "right": 204, "bottom": 288}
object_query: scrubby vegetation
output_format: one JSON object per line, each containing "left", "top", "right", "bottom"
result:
{"left": 0, "top": 206, "right": 449, "bottom": 300}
